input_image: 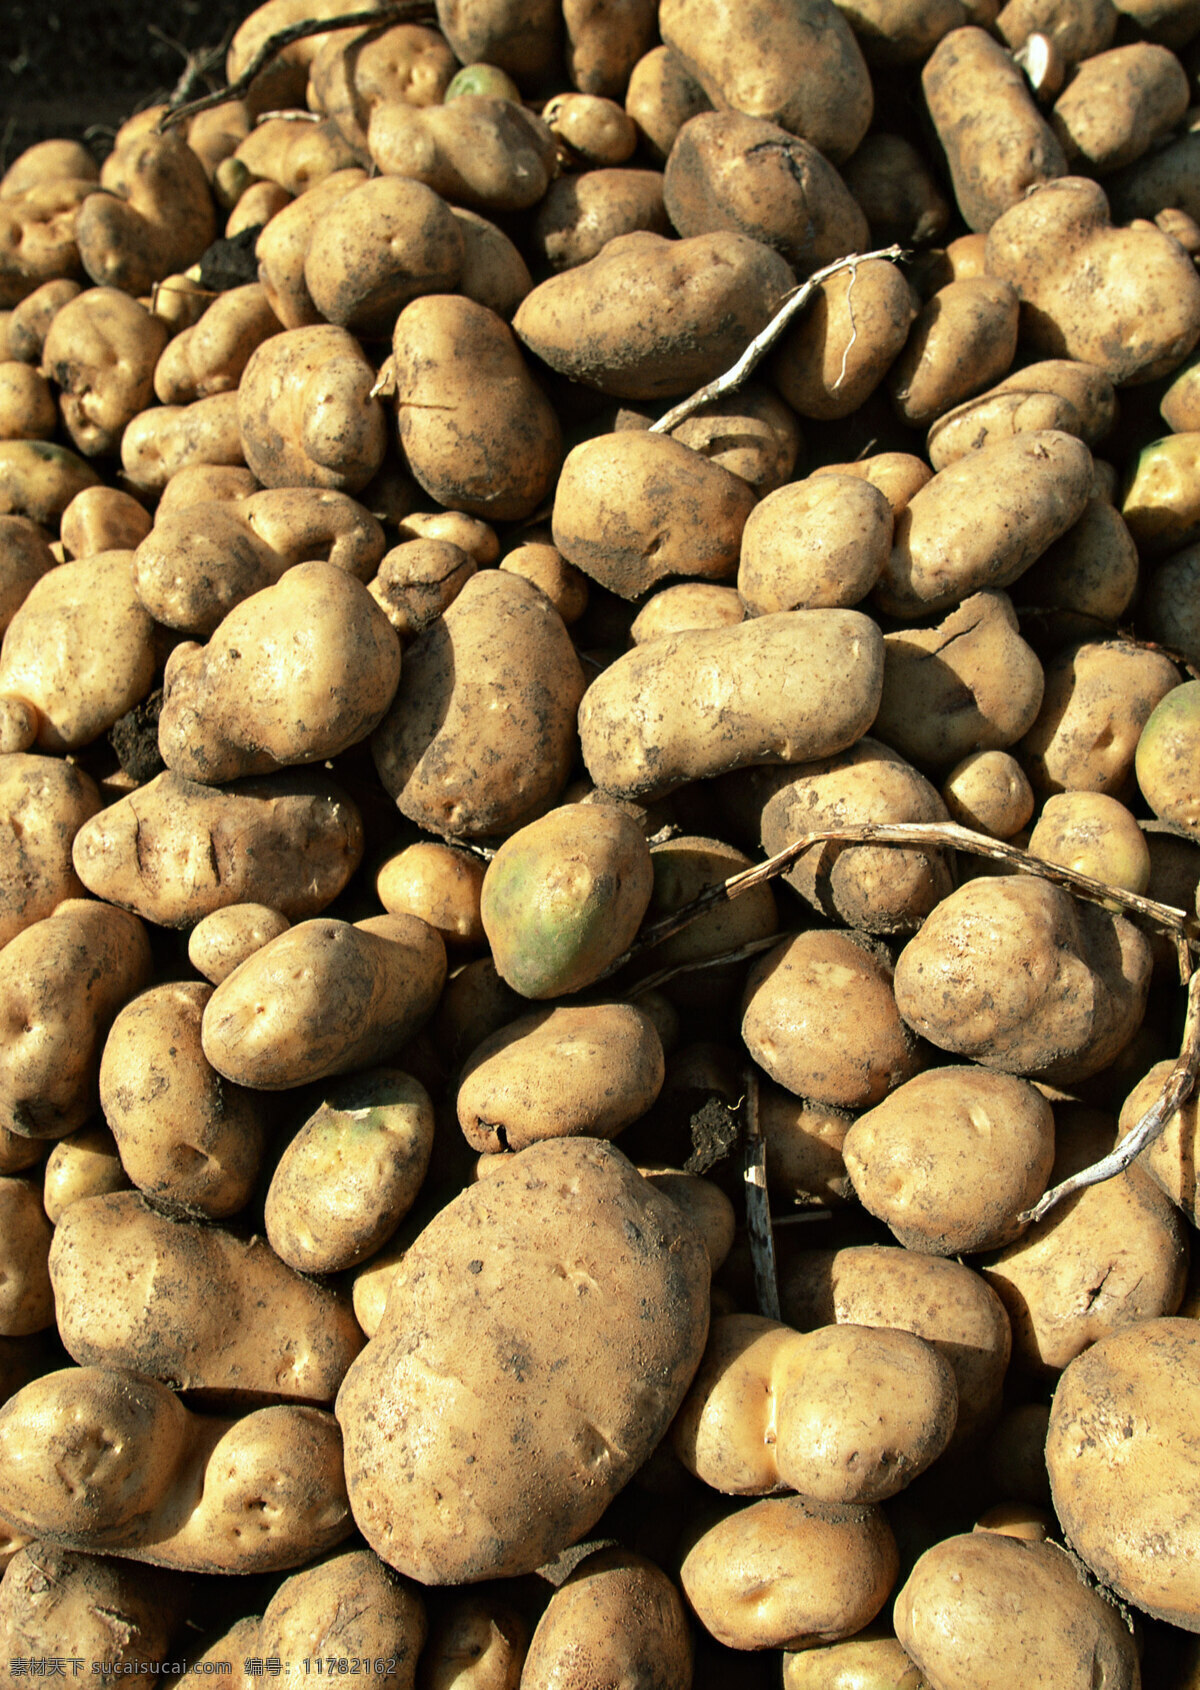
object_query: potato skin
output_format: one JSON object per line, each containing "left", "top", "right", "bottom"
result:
{"left": 0, "top": 1544, "right": 183, "bottom": 1671}
{"left": 336, "top": 1137, "right": 710, "bottom": 1583}
{"left": 259, "top": 1548, "right": 428, "bottom": 1688}
{"left": 521, "top": 1549, "right": 692, "bottom": 1690}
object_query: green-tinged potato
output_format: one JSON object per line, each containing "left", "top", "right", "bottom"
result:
{"left": 0, "top": 440, "right": 100, "bottom": 527}
{"left": 377, "top": 840, "right": 486, "bottom": 948}
{"left": 982, "top": 1103, "right": 1188, "bottom": 1372}
{"left": 1051, "top": 43, "right": 1188, "bottom": 175}
{"left": 0, "top": 752, "right": 99, "bottom": 949}
{"left": 336, "top": 1137, "right": 710, "bottom": 1583}
{"left": 152, "top": 282, "right": 281, "bottom": 405}
{"left": 201, "top": 913, "right": 446, "bottom": 1092}
{"left": 0, "top": 178, "right": 92, "bottom": 310}
{"left": 680, "top": 1495, "right": 898, "bottom": 1651}
{"left": 873, "top": 591, "right": 1045, "bottom": 768}
{"left": 49, "top": 1191, "right": 363, "bottom": 1398}
{"left": 739, "top": 475, "right": 893, "bottom": 613}
{"left": 532, "top": 168, "right": 668, "bottom": 272}
{"left": 0, "top": 361, "right": 54, "bottom": 441}
{"left": 625, "top": 45, "right": 712, "bottom": 162}
{"left": 120, "top": 392, "right": 245, "bottom": 497}
{"left": 512, "top": 230, "right": 794, "bottom": 401}
{"left": 1028, "top": 791, "right": 1150, "bottom": 890}
{"left": 372, "top": 569, "right": 585, "bottom": 839}
{"left": 630, "top": 582, "right": 745, "bottom": 643}
{"left": 781, "top": 1628, "right": 928, "bottom": 1689}
{"left": 41, "top": 288, "right": 168, "bottom": 458}
{"left": 304, "top": 177, "right": 464, "bottom": 339}
{"left": 0, "top": 515, "right": 54, "bottom": 634}
{"left": 480, "top": 803, "right": 653, "bottom": 999}
{"left": 1123, "top": 431, "right": 1200, "bottom": 557}
{"left": 369, "top": 538, "right": 477, "bottom": 639}
{"left": 843, "top": 1067, "right": 1055, "bottom": 1253}
{"left": 1021, "top": 638, "right": 1180, "bottom": 795}
{"left": 522, "top": 1550, "right": 691, "bottom": 1690}
{"left": 259, "top": 1548, "right": 427, "bottom": 1687}
{"left": 563, "top": 0, "right": 657, "bottom": 97}
{"left": 72, "top": 769, "right": 363, "bottom": 927}
{"left": 664, "top": 112, "right": 867, "bottom": 274}
{"left": 392, "top": 295, "right": 560, "bottom": 522}
{"left": 0, "top": 899, "right": 152, "bottom": 1141}
{"left": 985, "top": 175, "right": 1200, "bottom": 385}
{"left": 308, "top": 22, "right": 458, "bottom": 152}
{"left": 895, "top": 1533, "right": 1140, "bottom": 1688}
{"left": 757, "top": 739, "right": 951, "bottom": 935}
{"left": 552, "top": 430, "right": 755, "bottom": 599}
{"left": 368, "top": 96, "right": 558, "bottom": 211}
{"left": 922, "top": 26, "right": 1068, "bottom": 231}
{"left": 768, "top": 259, "right": 919, "bottom": 422}
{"left": 0, "top": 551, "right": 155, "bottom": 754}
{"left": 238, "top": 324, "right": 385, "bottom": 494}
{"left": 1047, "top": 1319, "right": 1200, "bottom": 1631}
{"left": 0, "top": 1544, "right": 185, "bottom": 1671}
{"left": 942, "top": 751, "right": 1035, "bottom": 837}
{"left": 457, "top": 1002, "right": 664, "bottom": 1152}
{"left": 0, "top": 1177, "right": 53, "bottom": 1334}
{"left": 579, "top": 609, "right": 884, "bottom": 801}
{"left": 75, "top": 130, "right": 215, "bottom": 296}
{"left": 60, "top": 485, "right": 151, "bottom": 559}
{"left": 742, "top": 930, "right": 921, "bottom": 1109}
{"left": 42, "top": 1125, "right": 128, "bottom": 1224}
{"left": 781, "top": 1244, "right": 1012, "bottom": 1448}
{"left": 158, "top": 563, "right": 400, "bottom": 785}
{"left": 188, "top": 903, "right": 291, "bottom": 986}
{"left": 842, "top": 132, "right": 950, "bottom": 247}
{"left": 894, "top": 876, "right": 1151, "bottom": 1084}
{"left": 1014, "top": 497, "right": 1138, "bottom": 626}
{"left": 888, "top": 277, "right": 1019, "bottom": 429}
{"left": 99, "top": 981, "right": 267, "bottom": 1220}
{"left": 659, "top": 0, "right": 872, "bottom": 164}
{"left": 1122, "top": 1056, "right": 1200, "bottom": 1223}
{"left": 874, "top": 430, "right": 1093, "bottom": 619}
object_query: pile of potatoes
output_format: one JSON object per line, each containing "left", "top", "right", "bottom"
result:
{"left": 9, "top": 0, "right": 1200, "bottom": 1679}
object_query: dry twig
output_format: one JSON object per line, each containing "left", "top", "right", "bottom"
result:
{"left": 741, "top": 1066, "right": 781, "bottom": 1321}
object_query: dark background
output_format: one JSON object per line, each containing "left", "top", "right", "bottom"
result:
{"left": 2, "top": 0, "right": 256, "bottom": 168}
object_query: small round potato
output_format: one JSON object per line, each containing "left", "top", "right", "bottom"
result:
{"left": 188, "top": 903, "right": 291, "bottom": 985}
{"left": 1028, "top": 791, "right": 1151, "bottom": 892}
{"left": 42, "top": 1124, "right": 128, "bottom": 1224}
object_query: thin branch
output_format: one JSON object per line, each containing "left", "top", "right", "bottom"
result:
{"left": 1019, "top": 967, "right": 1200, "bottom": 1226}
{"left": 742, "top": 1066, "right": 781, "bottom": 1321}
{"left": 648, "top": 245, "right": 907, "bottom": 436}
{"left": 158, "top": 3, "right": 436, "bottom": 131}
{"left": 628, "top": 931, "right": 786, "bottom": 999}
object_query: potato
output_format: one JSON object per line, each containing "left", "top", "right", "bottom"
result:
{"left": 512, "top": 230, "right": 794, "bottom": 401}
{"left": 1137, "top": 679, "right": 1200, "bottom": 830}
{"left": 0, "top": 361, "right": 54, "bottom": 441}
{"left": 376, "top": 840, "right": 485, "bottom": 949}
{"left": 120, "top": 391, "right": 246, "bottom": 497}
{"left": 0, "top": 178, "right": 93, "bottom": 310}
{"left": 0, "top": 139, "right": 97, "bottom": 198}
{"left": 0, "top": 899, "right": 152, "bottom": 1141}
{"left": 895, "top": 1532, "right": 1141, "bottom": 1687}
{"left": 895, "top": 876, "right": 1151, "bottom": 1084}
{"left": 234, "top": 114, "right": 361, "bottom": 198}
{"left": 1051, "top": 43, "right": 1188, "bottom": 175}
{"left": 0, "top": 1544, "right": 184, "bottom": 1672}
{"left": 308, "top": 22, "right": 458, "bottom": 152}
{"left": 761, "top": 1086, "right": 855, "bottom": 1208}
{"left": 0, "top": 1176, "right": 53, "bottom": 1335}
{"left": 265, "top": 1068, "right": 434, "bottom": 1273}
{"left": 372, "top": 569, "right": 585, "bottom": 838}
{"left": 187, "top": 903, "right": 291, "bottom": 985}
{"left": 73, "top": 769, "right": 362, "bottom": 927}
{"left": 842, "top": 131, "right": 950, "bottom": 247}
{"left": 625, "top": 45, "right": 712, "bottom": 161}
{"left": 767, "top": 259, "right": 920, "bottom": 421}
{"left": 1013, "top": 497, "right": 1137, "bottom": 627}
{"left": 255, "top": 167, "right": 369, "bottom": 331}
{"left": 0, "top": 439, "right": 100, "bottom": 528}
{"left": 922, "top": 26, "right": 1068, "bottom": 231}
{"left": 226, "top": 175, "right": 292, "bottom": 237}
{"left": 0, "top": 751, "right": 99, "bottom": 950}
{"left": 659, "top": 0, "right": 872, "bottom": 165}
{"left": 844, "top": 1067, "right": 1055, "bottom": 1253}
{"left": 739, "top": 474, "right": 893, "bottom": 613}
{"left": 742, "top": 929, "right": 921, "bottom": 1109}
{"left": 369, "top": 96, "right": 559, "bottom": 212}
{"left": 532, "top": 168, "right": 668, "bottom": 272}
{"left": 50, "top": 1192, "right": 362, "bottom": 1399}
{"left": 664, "top": 113, "right": 868, "bottom": 274}
{"left": 888, "top": 277, "right": 1019, "bottom": 429}
{"left": 522, "top": 1549, "right": 691, "bottom": 1690}
{"left": 434, "top": 1, "right": 561, "bottom": 87}
{"left": 781, "top": 1629, "right": 928, "bottom": 1690}
{"left": 451, "top": 205, "right": 533, "bottom": 319}
{"left": 630, "top": 582, "right": 745, "bottom": 642}
{"left": 1020, "top": 638, "right": 1180, "bottom": 796}
{"left": 1028, "top": 791, "right": 1150, "bottom": 891}
{"left": 337, "top": 1137, "right": 710, "bottom": 1582}
{"left": 158, "top": 563, "right": 400, "bottom": 784}
{"left": 5, "top": 277, "right": 82, "bottom": 364}
{"left": 579, "top": 608, "right": 884, "bottom": 801}
{"left": 259, "top": 1548, "right": 427, "bottom": 1687}
{"left": 552, "top": 430, "right": 755, "bottom": 598}
{"left": 392, "top": 295, "right": 561, "bottom": 522}
{"left": 75, "top": 129, "right": 216, "bottom": 296}
{"left": 543, "top": 93, "right": 639, "bottom": 164}
{"left": 781, "top": 1244, "right": 1012, "bottom": 1448}
{"left": 680, "top": 1494, "right": 898, "bottom": 1650}
{"left": 500, "top": 542, "right": 589, "bottom": 623}
{"left": 985, "top": 176, "right": 1200, "bottom": 386}
{"left": 657, "top": 381, "right": 802, "bottom": 496}
{"left": 304, "top": 176, "right": 464, "bottom": 338}
{"left": 635, "top": 834, "right": 779, "bottom": 1001}
{"left": 671, "top": 1313, "right": 811, "bottom": 1493}
{"left": 368, "top": 538, "right": 477, "bottom": 639}
{"left": 152, "top": 283, "right": 281, "bottom": 406}
{"left": 560, "top": 0, "right": 656, "bottom": 96}
{"left": 201, "top": 913, "right": 446, "bottom": 1092}
{"left": 59, "top": 485, "right": 151, "bottom": 559}
{"left": 42, "top": 1124, "right": 128, "bottom": 1224}
{"left": 942, "top": 750, "right": 1035, "bottom": 837}
{"left": 238, "top": 323, "right": 385, "bottom": 493}
{"left": 40, "top": 287, "right": 168, "bottom": 458}
{"left": 996, "top": 0, "right": 1118, "bottom": 63}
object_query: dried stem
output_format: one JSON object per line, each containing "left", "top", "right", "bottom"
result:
{"left": 742, "top": 1066, "right": 781, "bottom": 1321}
{"left": 158, "top": 3, "right": 436, "bottom": 130}
{"left": 628, "top": 931, "right": 786, "bottom": 999}
{"left": 1019, "top": 967, "right": 1200, "bottom": 1226}
{"left": 648, "top": 244, "right": 907, "bottom": 436}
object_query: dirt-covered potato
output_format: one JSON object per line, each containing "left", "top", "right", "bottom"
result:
{"left": 888, "top": 276, "right": 1019, "bottom": 429}
{"left": 368, "top": 538, "right": 476, "bottom": 640}
{"left": 1028, "top": 791, "right": 1150, "bottom": 890}
{"left": 624, "top": 44, "right": 711, "bottom": 161}
{"left": 560, "top": 0, "right": 656, "bottom": 96}
{"left": 98, "top": 981, "right": 266, "bottom": 1220}
{"left": 0, "top": 360, "right": 54, "bottom": 440}
{"left": 0, "top": 1544, "right": 184, "bottom": 1672}
{"left": 42, "top": 1124, "right": 128, "bottom": 1224}
{"left": 761, "top": 1086, "right": 855, "bottom": 1209}
{"left": 513, "top": 230, "right": 794, "bottom": 401}
{"left": 0, "top": 439, "right": 100, "bottom": 529}
{"left": 308, "top": 22, "right": 458, "bottom": 151}
{"left": 158, "top": 563, "right": 400, "bottom": 784}
{"left": 842, "top": 131, "right": 950, "bottom": 246}
{"left": 265, "top": 1068, "right": 434, "bottom": 1273}
{"left": 120, "top": 391, "right": 245, "bottom": 497}
{"left": 258, "top": 1548, "right": 427, "bottom": 1686}
{"left": 0, "top": 178, "right": 94, "bottom": 310}
{"left": 304, "top": 176, "right": 464, "bottom": 339}
{"left": 742, "top": 929, "right": 921, "bottom": 1109}
{"left": 369, "top": 95, "right": 558, "bottom": 212}
{"left": 254, "top": 168, "right": 367, "bottom": 330}
{"left": 337, "top": 1137, "right": 710, "bottom": 1582}
{"left": 434, "top": 1, "right": 561, "bottom": 87}
{"left": 201, "top": 913, "right": 445, "bottom": 1092}
{"left": 579, "top": 609, "right": 883, "bottom": 800}
{"left": 895, "top": 876, "right": 1151, "bottom": 1083}
{"left": 552, "top": 430, "right": 754, "bottom": 598}
{"left": 1051, "top": 43, "right": 1188, "bottom": 175}
{"left": 634, "top": 834, "right": 779, "bottom": 1001}
{"left": 75, "top": 128, "right": 215, "bottom": 296}
{"left": 522, "top": 1549, "right": 691, "bottom": 1690}
{"left": 680, "top": 1494, "right": 897, "bottom": 1651}
{"left": 995, "top": 0, "right": 1117, "bottom": 63}
{"left": 1020, "top": 638, "right": 1180, "bottom": 796}
{"left": 768, "top": 258, "right": 919, "bottom": 422}
{"left": 0, "top": 751, "right": 99, "bottom": 949}
{"left": 187, "top": 903, "right": 291, "bottom": 986}
{"left": 5, "top": 277, "right": 81, "bottom": 364}
{"left": 59, "top": 485, "right": 151, "bottom": 559}
{"left": 50, "top": 1192, "right": 362, "bottom": 1398}
{"left": 895, "top": 1532, "right": 1141, "bottom": 1687}
{"left": 0, "top": 516, "right": 51, "bottom": 636}
{"left": 739, "top": 474, "right": 893, "bottom": 613}
{"left": 40, "top": 287, "right": 168, "bottom": 458}
{"left": 372, "top": 569, "right": 585, "bottom": 838}
{"left": 392, "top": 294, "right": 560, "bottom": 522}
{"left": 238, "top": 323, "right": 385, "bottom": 493}
{"left": 532, "top": 168, "right": 668, "bottom": 271}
